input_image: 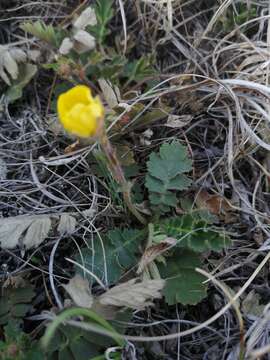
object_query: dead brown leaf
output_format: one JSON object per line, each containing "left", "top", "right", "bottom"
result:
{"left": 137, "top": 238, "right": 176, "bottom": 274}
{"left": 63, "top": 274, "right": 93, "bottom": 308}
{"left": 63, "top": 275, "right": 164, "bottom": 319}
{"left": 195, "top": 189, "right": 235, "bottom": 222}
{"left": 165, "top": 114, "right": 192, "bottom": 129}
{"left": 98, "top": 278, "right": 165, "bottom": 310}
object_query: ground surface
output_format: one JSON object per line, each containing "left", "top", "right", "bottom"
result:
{"left": 1, "top": 1, "right": 270, "bottom": 359}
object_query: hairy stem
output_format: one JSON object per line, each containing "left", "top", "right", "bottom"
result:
{"left": 99, "top": 133, "right": 146, "bottom": 225}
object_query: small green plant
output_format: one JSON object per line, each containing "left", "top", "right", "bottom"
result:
{"left": 88, "top": 0, "right": 114, "bottom": 44}
{"left": 0, "top": 321, "right": 43, "bottom": 360}
{"left": 151, "top": 211, "right": 230, "bottom": 304}
{"left": 44, "top": 324, "right": 107, "bottom": 359}
{"left": 21, "top": 0, "right": 156, "bottom": 94}
{"left": 122, "top": 56, "right": 157, "bottom": 87}
{"left": 73, "top": 141, "right": 230, "bottom": 306}
{"left": 42, "top": 307, "right": 125, "bottom": 360}
{"left": 2, "top": 0, "right": 237, "bottom": 358}
{"left": 21, "top": 21, "right": 60, "bottom": 46}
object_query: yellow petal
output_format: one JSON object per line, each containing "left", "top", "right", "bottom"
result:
{"left": 57, "top": 85, "right": 104, "bottom": 138}
{"left": 57, "top": 85, "right": 92, "bottom": 116}
{"left": 90, "top": 97, "right": 104, "bottom": 118}
{"left": 62, "top": 103, "right": 97, "bottom": 137}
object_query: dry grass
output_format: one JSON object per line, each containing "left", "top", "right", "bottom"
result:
{"left": 2, "top": 0, "right": 270, "bottom": 358}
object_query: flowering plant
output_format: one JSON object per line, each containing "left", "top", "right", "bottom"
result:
{"left": 57, "top": 85, "right": 146, "bottom": 224}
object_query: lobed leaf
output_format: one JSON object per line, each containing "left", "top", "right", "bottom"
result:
{"left": 159, "top": 250, "right": 207, "bottom": 305}
{"left": 154, "top": 214, "right": 230, "bottom": 253}
{"left": 146, "top": 141, "right": 192, "bottom": 212}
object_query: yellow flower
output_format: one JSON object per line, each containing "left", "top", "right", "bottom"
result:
{"left": 57, "top": 85, "right": 104, "bottom": 138}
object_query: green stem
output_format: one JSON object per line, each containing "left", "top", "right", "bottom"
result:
{"left": 42, "top": 307, "right": 124, "bottom": 349}
{"left": 99, "top": 133, "right": 146, "bottom": 225}
{"left": 148, "top": 261, "right": 161, "bottom": 280}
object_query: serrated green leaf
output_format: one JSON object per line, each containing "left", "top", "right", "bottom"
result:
{"left": 154, "top": 214, "right": 230, "bottom": 253}
{"left": 148, "top": 143, "right": 192, "bottom": 181}
{"left": 146, "top": 141, "right": 192, "bottom": 212}
{"left": 149, "top": 192, "right": 177, "bottom": 206}
{"left": 159, "top": 250, "right": 207, "bottom": 305}
{"left": 76, "top": 228, "right": 144, "bottom": 285}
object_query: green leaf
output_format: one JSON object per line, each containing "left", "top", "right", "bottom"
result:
{"left": 88, "top": 0, "right": 114, "bottom": 44}
{"left": 0, "top": 282, "right": 35, "bottom": 325}
{"left": 154, "top": 214, "right": 230, "bottom": 253}
{"left": 75, "top": 228, "right": 144, "bottom": 285}
{"left": 0, "top": 320, "right": 44, "bottom": 360}
{"left": 95, "top": 0, "right": 114, "bottom": 25}
{"left": 159, "top": 250, "right": 207, "bottom": 305}
{"left": 146, "top": 141, "right": 192, "bottom": 212}
{"left": 21, "top": 21, "right": 59, "bottom": 46}
{"left": 123, "top": 56, "right": 156, "bottom": 83}
{"left": 46, "top": 325, "right": 102, "bottom": 359}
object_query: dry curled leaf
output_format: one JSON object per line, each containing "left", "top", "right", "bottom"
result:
{"left": 63, "top": 276, "right": 164, "bottom": 319}
{"left": 242, "top": 290, "right": 265, "bottom": 318}
{"left": 0, "top": 212, "right": 78, "bottom": 250}
{"left": 195, "top": 189, "right": 234, "bottom": 222}
{"left": 59, "top": 7, "right": 97, "bottom": 56}
{"left": 98, "top": 278, "right": 165, "bottom": 310}
{"left": 140, "top": 129, "right": 153, "bottom": 146}
{"left": 0, "top": 216, "right": 51, "bottom": 249}
{"left": 27, "top": 49, "right": 41, "bottom": 62}
{"left": 6, "top": 63, "right": 37, "bottom": 103}
{"left": 0, "top": 45, "right": 27, "bottom": 85}
{"left": 73, "top": 6, "right": 97, "bottom": 30}
{"left": 73, "top": 30, "right": 96, "bottom": 53}
{"left": 60, "top": 30, "right": 96, "bottom": 55}
{"left": 57, "top": 213, "right": 77, "bottom": 235}
{"left": 9, "top": 48, "right": 27, "bottom": 63}
{"left": 59, "top": 37, "right": 74, "bottom": 55}
{"left": 98, "top": 78, "right": 120, "bottom": 108}
{"left": 165, "top": 114, "right": 193, "bottom": 128}
{"left": 63, "top": 274, "right": 93, "bottom": 308}
{"left": 137, "top": 238, "right": 176, "bottom": 274}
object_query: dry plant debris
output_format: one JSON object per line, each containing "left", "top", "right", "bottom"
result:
{"left": 1, "top": 0, "right": 270, "bottom": 359}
